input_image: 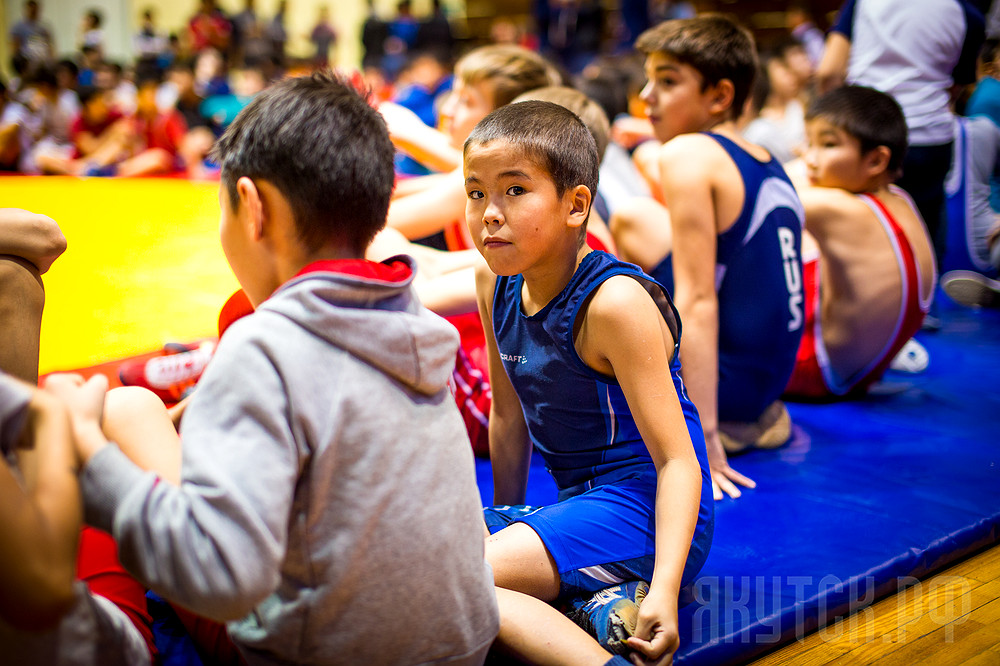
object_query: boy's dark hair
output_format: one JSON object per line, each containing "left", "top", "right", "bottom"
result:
{"left": 465, "top": 100, "right": 599, "bottom": 224}
{"left": 806, "top": 85, "right": 908, "bottom": 176}
{"left": 23, "top": 63, "right": 57, "bottom": 89}
{"left": 86, "top": 8, "right": 102, "bottom": 27}
{"left": 210, "top": 71, "right": 395, "bottom": 253}
{"left": 76, "top": 84, "right": 103, "bottom": 106}
{"left": 980, "top": 37, "right": 1000, "bottom": 67}
{"left": 635, "top": 14, "right": 758, "bottom": 121}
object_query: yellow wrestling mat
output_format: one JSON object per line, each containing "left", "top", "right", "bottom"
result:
{"left": 1, "top": 176, "right": 240, "bottom": 374}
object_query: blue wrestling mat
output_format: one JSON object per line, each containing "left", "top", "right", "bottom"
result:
{"left": 475, "top": 293, "right": 1000, "bottom": 665}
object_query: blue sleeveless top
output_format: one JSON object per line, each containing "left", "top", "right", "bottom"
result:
{"left": 650, "top": 132, "right": 806, "bottom": 422}
{"left": 492, "top": 250, "right": 710, "bottom": 495}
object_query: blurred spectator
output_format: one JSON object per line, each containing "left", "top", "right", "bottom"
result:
{"left": 414, "top": 0, "right": 454, "bottom": 61}
{"left": 193, "top": 48, "right": 230, "bottom": 98}
{"left": 309, "top": 5, "right": 337, "bottom": 69}
{"left": 231, "top": 0, "right": 271, "bottom": 67}
{"left": 134, "top": 8, "right": 169, "bottom": 72}
{"left": 54, "top": 60, "right": 81, "bottom": 119}
{"left": 78, "top": 8, "right": 105, "bottom": 58}
{"left": 95, "top": 61, "right": 137, "bottom": 116}
{"left": 200, "top": 64, "right": 266, "bottom": 134}
{"left": 535, "top": 0, "right": 605, "bottom": 74}
{"left": 10, "top": 0, "right": 54, "bottom": 75}
{"left": 786, "top": 1, "right": 826, "bottom": 67}
{"left": 650, "top": 0, "right": 695, "bottom": 22}
{"left": 741, "top": 40, "right": 808, "bottom": 164}
{"left": 361, "top": 0, "right": 389, "bottom": 70}
{"left": 384, "top": 0, "right": 420, "bottom": 79}
{"left": 266, "top": 0, "right": 289, "bottom": 67}
{"left": 187, "top": 0, "right": 232, "bottom": 56}
{"left": 78, "top": 46, "right": 103, "bottom": 88}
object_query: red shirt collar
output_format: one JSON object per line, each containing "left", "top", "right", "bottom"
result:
{"left": 293, "top": 257, "right": 413, "bottom": 283}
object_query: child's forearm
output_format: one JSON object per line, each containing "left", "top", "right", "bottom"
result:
{"left": 676, "top": 300, "right": 720, "bottom": 436}
{"left": 488, "top": 413, "right": 532, "bottom": 506}
{"left": 649, "top": 456, "right": 702, "bottom": 597}
{"left": 0, "top": 393, "right": 81, "bottom": 629}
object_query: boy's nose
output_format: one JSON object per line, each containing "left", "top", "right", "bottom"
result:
{"left": 483, "top": 203, "right": 503, "bottom": 226}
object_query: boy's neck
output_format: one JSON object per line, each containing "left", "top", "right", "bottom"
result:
{"left": 519, "top": 244, "right": 591, "bottom": 316}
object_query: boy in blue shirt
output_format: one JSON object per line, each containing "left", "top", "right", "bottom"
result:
{"left": 467, "top": 100, "right": 713, "bottom": 664}
{"left": 610, "top": 16, "right": 806, "bottom": 499}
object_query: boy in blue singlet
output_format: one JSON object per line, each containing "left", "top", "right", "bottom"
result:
{"left": 609, "top": 16, "right": 806, "bottom": 500}
{"left": 467, "top": 100, "right": 713, "bottom": 664}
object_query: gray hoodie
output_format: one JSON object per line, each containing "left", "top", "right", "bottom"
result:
{"left": 82, "top": 258, "right": 499, "bottom": 665}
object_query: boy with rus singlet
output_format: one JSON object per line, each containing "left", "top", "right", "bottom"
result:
{"left": 44, "top": 72, "right": 499, "bottom": 665}
{"left": 609, "top": 16, "right": 806, "bottom": 500}
{"left": 469, "top": 101, "right": 713, "bottom": 664}
{"left": 785, "top": 86, "right": 935, "bottom": 398}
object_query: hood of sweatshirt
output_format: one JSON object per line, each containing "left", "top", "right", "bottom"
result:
{"left": 257, "top": 256, "right": 459, "bottom": 396}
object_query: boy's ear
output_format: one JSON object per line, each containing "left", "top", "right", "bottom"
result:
{"left": 707, "top": 79, "right": 736, "bottom": 116}
{"left": 863, "top": 145, "right": 892, "bottom": 178}
{"left": 236, "top": 176, "right": 265, "bottom": 240}
{"left": 566, "top": 185, "right": 592, "bottom": 229}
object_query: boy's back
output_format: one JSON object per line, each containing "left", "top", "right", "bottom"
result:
{"left": 649, "top": 131, "right": 805, "bottom": 422}
{"left": 188, "top": 260, "right": 497, "bottom": 663}
{"left": 86, "top": 258, "right": 499, "bottom": 665}
{"left": 792, "top": 185, "right": 934, "bottom": 393}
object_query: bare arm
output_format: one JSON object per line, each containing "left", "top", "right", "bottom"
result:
{"left": 392, "top": 171, "right": 453, "bottom": 199}
{"left": 474, "top": 262, "right": 532, "bottom": 505}
{"left": 659, "top": 137, "right": 754, "bottom": 500}
{"left": 386, "top": 168, "right": 468, "bottom": 240}
{"left": 578, "top": 277, "right": 702, "bottom": 663}
{"left": 0, "top": 378, "right": 81, "bottom": 631}
{"left": 0, "top": 209, "right": 67, "bottom": 274}
{"left": 815, "top": 31, "right": 851, "bottom": 96}
{"left": 379, "top": 101, "right": 462, "bottom": 173}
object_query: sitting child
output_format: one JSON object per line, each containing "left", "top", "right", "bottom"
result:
{"left": 785, "top": 85, "right": 936, "bottom": 397}
{"left": 468, "top": 100, "right": 712, "bottom": 664}
{"left": 48, "top": 71, "right": 499, "bottom": 664}
{"left": 610, "top": 16, "right": 806, "bottom": 499}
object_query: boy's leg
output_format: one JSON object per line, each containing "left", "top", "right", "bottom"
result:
{"left": 102, "top": 387, "right": 182, "bottom": 485}
{"left": 608, "top": 197, "right": 673, "bottom": 272}
{"left": 0, "top": 255, "right": 45, "bottom": 384}
{"left": 116, "top": 148, "right": 175, "bottom": 178}
{"left": 486, "top": 524, "right": 617, "bottom": 666}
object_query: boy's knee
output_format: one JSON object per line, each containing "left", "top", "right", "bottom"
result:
{"left": 104, "top": 386, "right": 170, "bottom": 427}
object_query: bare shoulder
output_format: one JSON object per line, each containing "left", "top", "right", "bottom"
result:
{"left": 799, "top": 185, "right": 869, "bottom": 234}
{"left": 658, "top": 133, "right": 728, "bottom": 171}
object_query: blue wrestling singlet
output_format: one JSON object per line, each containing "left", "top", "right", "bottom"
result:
{"left": 489, "top": 251, "right": 713, "bottom": 595}
{"left": 650, "top": 132, "right": 806, "bottom": 422}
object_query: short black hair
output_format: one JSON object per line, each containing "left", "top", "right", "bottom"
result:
{"left": 211, "top": 71, "right": 396, "bottom": 254}
{"left": 806, "top": 85, "right": 908, "bottom": 176}
{"left": 76, "top": 84, "right": 103, "bottom": 106}
{"left": 464, "top": 100, "right": 599, "bottom": 223}
{"left": 980, "top": 37, "right": 1000, "bottom": 66}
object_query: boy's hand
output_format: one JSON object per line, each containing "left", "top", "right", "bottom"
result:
{"left": 705, "top": 431, "right": 755, "bottom": 500}
{"left": 42, "top": 373, "right": 109, "bottom": 464}
{"left": 626, "top": 585, "right": 680, "bottom": 665}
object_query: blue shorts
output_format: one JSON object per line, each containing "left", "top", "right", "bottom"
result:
{"left": 485, "top": 470, "right": 660, "bottom": 600}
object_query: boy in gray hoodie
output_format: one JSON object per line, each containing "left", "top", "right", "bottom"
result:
{"left": 47, "top": 71, "right": 500, "bottom": 665}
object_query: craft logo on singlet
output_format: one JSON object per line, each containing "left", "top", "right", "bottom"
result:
{"left": 778, "top": 226, "right": 804, "bottom": 332}
{"left": 500, "top": 352, "right": 528, "bottom": 365}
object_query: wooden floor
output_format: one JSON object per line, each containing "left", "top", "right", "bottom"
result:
{"left": 748, "top": 544, "right": 1000, "bottom": 665}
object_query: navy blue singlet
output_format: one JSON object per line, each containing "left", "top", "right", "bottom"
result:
{"left": 492, "top": 250, "right": 708, "bottom": 493}
{"left": 650, "top": 132, "right": 806, "bottom": 422}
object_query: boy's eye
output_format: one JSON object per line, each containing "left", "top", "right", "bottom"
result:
{"left": 467, "top": 189, "right": 484, "bottom": 200}
{"left": 506, "top": 185, "right": 525, "bottom": 196}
